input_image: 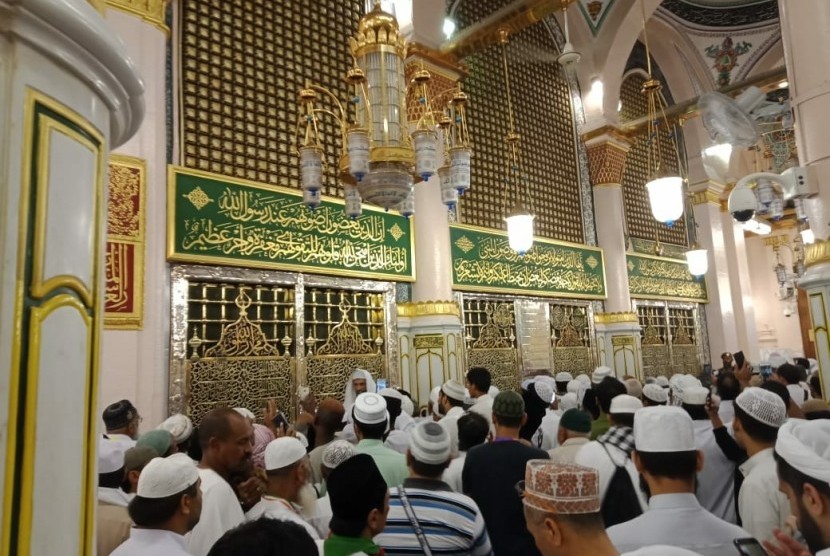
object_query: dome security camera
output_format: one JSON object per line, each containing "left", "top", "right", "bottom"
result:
{"left": 727, "top": 186, "right": 758, "bottom": 223}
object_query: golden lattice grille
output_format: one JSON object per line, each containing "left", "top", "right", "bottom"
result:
{"left": 453, "top": 1, "right": 584, "bottom": 243}
{"left": 304, "top": 288, "right": 386, "bottom": 357}
{"left": 462, "top": 297, "right": 520, "bottom": 392}
{"left": 668, "top": 306, "right": 700, "bottom": 374}
{"left": 637, "top": 303, "right": 701, "bottom": 377}
{"left": 185, "top": 283, "right": 295, "bottom": 425}
{"left": 179, "top": 0, "right": 363, "bottom": 196}
{"left": 619, "top": 73, "right": 687, "bottom": 245}
{"left": 550, "top": 303, "right": 593, "bottom": 374}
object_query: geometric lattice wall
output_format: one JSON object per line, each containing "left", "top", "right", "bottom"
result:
{"left": 453, "top": 1, "right": 585, "bottom": 244}
{"left": 619, "top": 71, "right": 687, "bottom": 246}
{"left": 179, "top": 0, "right": 364, "bottom": 198}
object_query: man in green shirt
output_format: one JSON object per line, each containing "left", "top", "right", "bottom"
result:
{"left": 591, "top": 377, "right": 627, "bottom": 440}
{"left": 325, "top": 454, "right": 389, "bottom": 556}
{"left": 353, "top": 393, "right": 409, "bottom": 488}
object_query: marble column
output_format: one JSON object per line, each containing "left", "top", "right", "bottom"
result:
{"left": 584, "top": 128, "right": 643, "bottom": 378}
{"left": 396, "top": 35, "right": 465, "bottom": 407}
{"left": 100, "top": 1, "right": 170, "bottom": 427}
{"left": 690, "top": 182, "right": 741, "bottom": 364}
{"left": 779, "top": 1, "right": 830, "bottom": 398}
{"left": 721, "top": 210, "right": 761, "bottom": 363}
{"left": 0, "top": 1, "right": 143, "bottom": 553}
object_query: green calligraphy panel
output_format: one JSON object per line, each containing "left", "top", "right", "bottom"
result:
{"left": 449, "top": 224, "right": 606, "bottom": 299}
{"left": 626, "top": 253, "right": 708, "bottom": 302}
{"left": 168, "top": 166, "right": 414, "bottom": 281}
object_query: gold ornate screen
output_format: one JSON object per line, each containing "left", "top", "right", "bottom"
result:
{"left": 550, "top": 303, "right": 593, "bottom": 375}
{"left": 179, "top": 0, "right": 363, "bottom": 197}
{"left": 453, "top": 1, "right": 584, "bottom": 243}
{"left": 636, "top": 302, "right": 702, "bottom": 377}
{"left": 619, "top": 72, "right": 687, "bottom": 245}
{"left": 463, "top": 298, "right": 520, "bottom": 392}
{"left": 185, "top": 283, "right": 295, "bottom": 425}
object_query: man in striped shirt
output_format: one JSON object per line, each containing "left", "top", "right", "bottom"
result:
{"left": 374, "top": 421, "right": 493, "bottom": 555}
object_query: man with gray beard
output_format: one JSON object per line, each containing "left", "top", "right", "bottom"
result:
{"left": 245, "top": 436, "right": 321, "bottom": 540}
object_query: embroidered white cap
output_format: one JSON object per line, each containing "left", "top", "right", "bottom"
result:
{"left": 609, "top": 394, "right": 643, "bottom": 415}
{"left": 555, "top": 372, "right": 574, "bottom": 383}
{"left": 441, "top": 380, "right": 467, "bottom": 403}
{"left": 533, "top": 380, "right": 555, "bottom": 405}
{"left": 233, "top": 407, "right": 256, "bottom": 421}
{"left": 643, "top": 383, "right": 668, "bottom": 404}
{"left": 592, "top": 366, "right": 613, "bottom": 385}
{"left": 264, "top": 436, "right": 307, "bottom": 470}
{"left": 322, "top": 439, "right": 356, "bottom": 470}
{"left": 567, "top": 380, "right": 581, "bottom": 395}
{"left": 655, "top": 376, "right": 670, "bottom": 388}
{"left": 634, "top": 406, "right": 696, "bottom": 452}
{"left": 137, "top": 453, "right": 199, "bottom": 498}
{"left": 157, "top": 414, "right": 194, "bottom": 443}
{"left": 379, "top": 388, "right": 402, "bottom": 400}
{"left": 736, "top": 387, "right": 787, "bottom": 428}
{"left": 409, "top": 421, "right": 451, "bottom": 465}
{"left": 353, "top": 392, "right": 388, "bottom": 425}
{"left": 559, "top": 393, "right": 579, "bottom": 412}
{"left": 681, "top": 386, "right": 710, "bottom": 406}
{"left": 575, "top": 374, "right": 592, "bottom": 387}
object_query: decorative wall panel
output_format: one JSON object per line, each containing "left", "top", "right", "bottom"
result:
{"left": 453, "top": 0, "right": 585, "bottom": 244}
{"left": 636, "top": 300, "right": 703, "bottom": 377}
{"left": 179, "top": 0, "right": 363, "bottom": 197}
{"left": 462, "top": 296, "right": 520, "bottom": 392}
{"left": 619, "top": 71, "right": 687, "bottom": 246}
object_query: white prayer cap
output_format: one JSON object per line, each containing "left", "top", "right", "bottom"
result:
{"left": 533, "top": 380, "right": 555, "bottom": 405}
{"left": 409, "top": 421, "right": 451, "bottom": 465}
{"left": 655, "top": 376, "right": 669, "bottom": 388}
{"left": 566, "top": 380, "right": 580, "bottom": 395}
{"left": 295, "top": 432, "right": 309, "bottom": 449}
{"left": 136, "top": 453, "right": 199, "bottom": 499}
{"left": 575, "top": 374, "right": 591, "bottom": 386}
{"left": 592, "top": 366, "right": 612, "bottom": 385}
{"left": 353, "top": 392, "right": 388, "bottom": 425}
{"left": 672, "top": 375, "right": 702, "bottom": 403}
{"left": 559, "top": 393, "right": 579, "bottom": 412}
{"left": 441, "top": 380, "right": 466, "bottom": 403}
{"left": 609, "top": 394, "right": 643, "bottom": 414}
{"left": 776, "top": 418, "right": 830, "bottom": 483}
{"left": 400, "top": 393, "right": 414, "bottom": 417}
{"left": 322, "top": 439, "right": 356, "bottom": 469}
{"left": 769, "top": 353, "right": 788, "bottom": 369}
{"left": 669, "top": 374, "right": 684, "bottom": 389}
{"left": 488, "top": 385, "right": 500, "bottom": 397}
{"left": 379, "top": 388, "right": 402, "bottom": 400}
{"left": 680, "top": 386, "right": 710, "bottom": 406}
{"left": 429, "top": 386, "right": 441, "bottom": 404}
{"left": 157, "top": 414, "right": 193, "bottom": 444}
{"left": 521, "top": 379, "right": 534, "bottom": 391}
{"left": 99, "top": 439, "right": 129, "bottom": 474}
{"left": 555, "top": 372, "right": 574, "bottom": 383}
{"left": 736, "top": 387, "right": 787, "bottom": 428}
{"left": 233, "top": 407, "right": 256, "bottom": 421}
{"left": 634, "top": 406, "right": 696, "bottom": 452}
{"left": 643, "top": 383, "right": 668, "bottom": 404}
{"left": 264, "top": 436, "right": 307, "bottom": 470}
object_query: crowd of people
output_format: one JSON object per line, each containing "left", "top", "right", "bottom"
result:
{"left": 97, "top": 359, "right": 830, "bottom": 556}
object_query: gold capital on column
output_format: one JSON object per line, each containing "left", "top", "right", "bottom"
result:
{"left": 105, "top": 0, "right": 169, "bottom": 33}
{"left": 594, "top": 311, "right": 639, "bottom": 325}
{"left": 582, "top": 127, "right": 632, "bottom": 187}
{"left": 690, "top": 180, "right": 726, "bottom": 207}
{"left": 397, "top": 300, "right": 461, "bottom": 318}
{"left": 806, "top": 239, "right": 830, "bottom": 267}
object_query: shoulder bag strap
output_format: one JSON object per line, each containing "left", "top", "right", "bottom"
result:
{"left": 599, "top": 441, "right": 625, "bottom": 469}
{"left": 398, "top": 486, "right": 433, "bottom": 556}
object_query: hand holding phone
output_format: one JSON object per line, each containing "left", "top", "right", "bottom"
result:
{"left": 734, "top": 351, "right": 746, "bottom": 370}
{"left": 733, "top": 537, "right": 768, "bottom": 556}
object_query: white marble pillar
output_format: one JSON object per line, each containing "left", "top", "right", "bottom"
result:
{"left": 99, "top": 4, "right": 169, "bottom": 428}
{"left": 0, "top": 1, "right": 143, "bottom": 553}
{"left": 585, "top": 130, "right": 643, "bottom": 377}
{"left": 779, "top": 1, "right": 830, "bottom": 397}
{"left": 721, "top": 211, "right": 761, "bottom": 362}
{"left": 691, "top": 182, "right": 741, "bottom": 364}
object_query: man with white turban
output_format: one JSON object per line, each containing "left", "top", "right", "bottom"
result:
{"left": 157, "top": 414, "right": 194, "bottom": 454}
{"left": 766, "top": 419, "right": 830, "bottom": 556}
{"left": 343, "top": 369, "right": 376, "bottom": 412}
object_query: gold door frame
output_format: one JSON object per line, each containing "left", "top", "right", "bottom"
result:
{"left": 633, "top": 299, "right": 704, "bottom": 377}
{"left": 169, "top": 265, "right": 398, "bottom": 420}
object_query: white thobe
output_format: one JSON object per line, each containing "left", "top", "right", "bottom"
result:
{"left": 468, "top": 395, "right": 494, "bottom": 435}
{"left": 622, "top": 547, "right": 705, "bottom": 556}
{"left": 718, "top": 400, "right": 735, "bottom": 424}
{"left": 739, "top": 448, "right": 791, "bottom": 543}
{"left": 111, "top": 529, "right": 190, "bottom": 556}
{"left": 692, "top": 419, "right": 737, "bottom": 523}
{"left": 98, "top": 487, "right": 134, "bottom": 507}
{"left": 607, "top": 493, "right": 750, "bottom": 556}
{"left": 442, "top": 452, "right": 466, "bottom": 492}
{"left": 246, "top": 496, "right": 321, "bottom": 540}
{"left": 186, "top": 468, "right": 245, "bottom": 556}
{"left": 438, "top": 406, "right": 465, "bottom": 455}
{"left": 531, "top": 410, "right": 562, "bottom": 451}
{"left": 573, "top": 440, "right": 647, "bottom": 511}
{"left": 787, "top": 384, "right": 810, "bottom": 407}
{"left": 816, "top": 549, "right": 830, "bottom": 556}
{"left": 306, "top": 494, "right": 332, "bottom": 539}
{"left": 547, "top": 436, "right": 589, "bottom": 463}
